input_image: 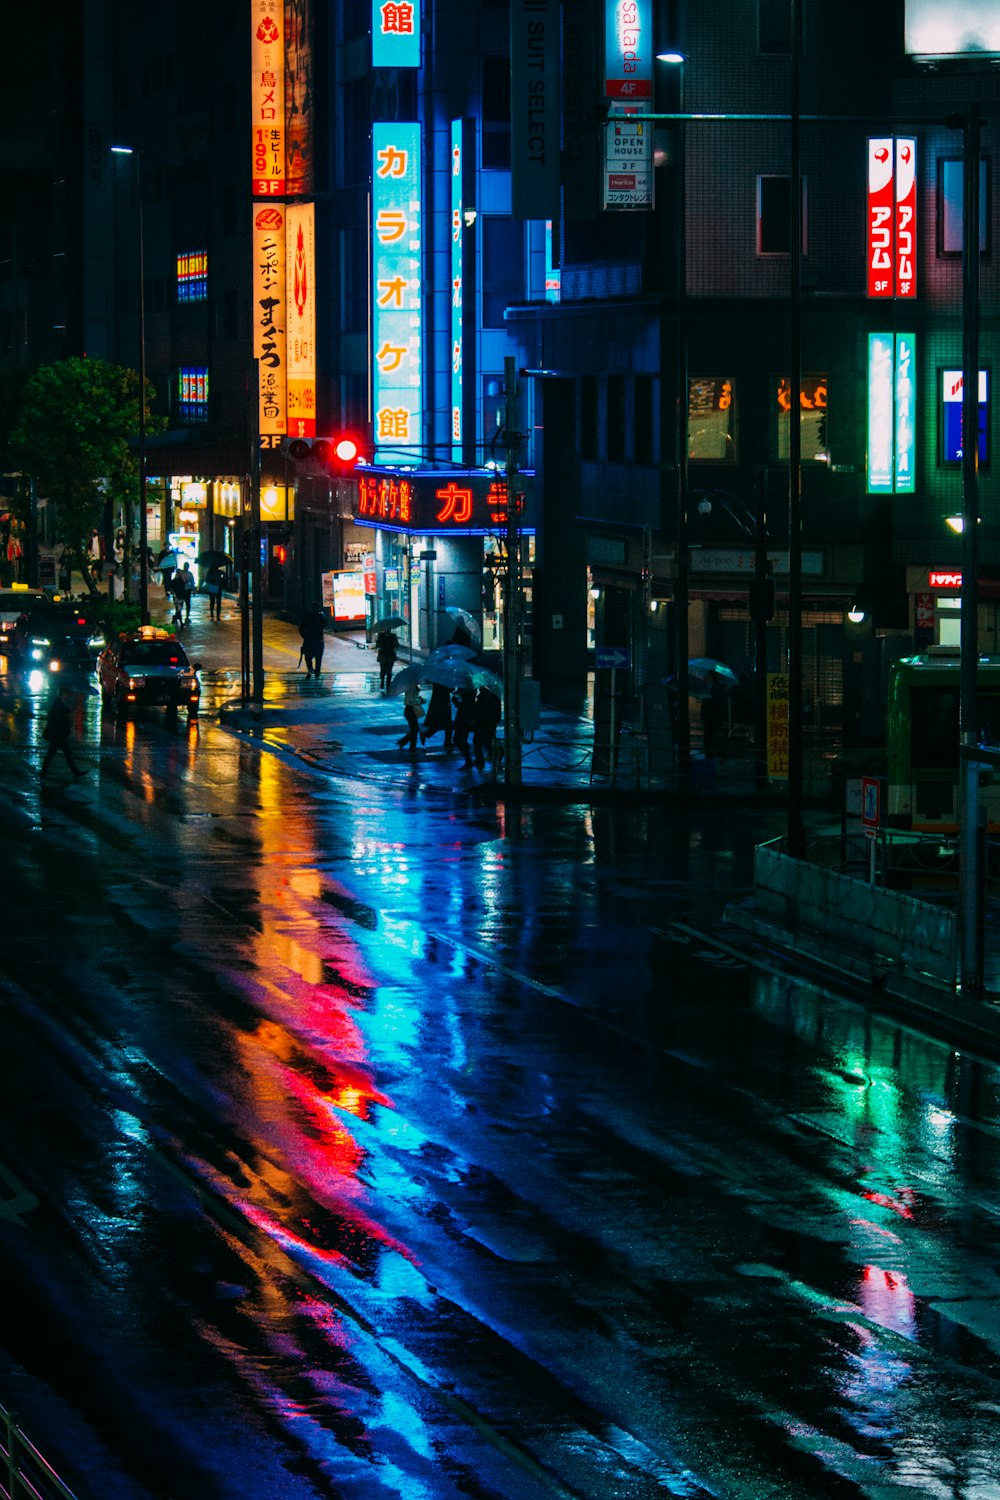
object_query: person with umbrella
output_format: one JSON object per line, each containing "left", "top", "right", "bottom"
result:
{"left": 473, "top": 685, "right": 501, "bottom": 769}
{"left": 203, "top": 562, "right": 226, "bottom": 621}
{"left": 397, "top": 680, "right": 424, "bottom": 755}
{"left": 420, "top": 680, "right": 454, "bottom": 751}
{"left": 452, "top": 686, "right": 476, "bottom": 768}
{"left": 299, "top": 602, "right": 327, "bottom": 678}
{"left": 375, "top": 630, "right": 398, "bottom": 692}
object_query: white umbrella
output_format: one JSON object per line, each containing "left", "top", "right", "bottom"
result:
{"left": 441, "top": 606, "right": 481, "bottom": 647}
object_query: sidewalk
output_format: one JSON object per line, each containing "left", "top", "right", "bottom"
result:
{"left": 168, "top": 589, "right": 812, "bottom": 807}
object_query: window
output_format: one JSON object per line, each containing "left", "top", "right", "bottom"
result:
{"left": 689, "top": 378, "right": 736, "bottom": 464}
{"left": 757, "top": 175, "right": 807, "bottom": 256}
{"left": 176, "top": 250, "right": 208, "bottom": 303}
{"left": 776, "top": 374, "right": 827, "bottom": 462}
{"left": 482, "top": 57, "right": 511, "bottom": 170}
{"left": 940, "top": 368, "right": 989, "bottom": 467}
{"left": 938, "top": 158, "right": 990, "bottom": 257}
{"left": 481, "top": 217, "right": 524, "bottom": 327}
{"left": 581, "top": 376, "right": 598, "bottom": 460}
{"left": 635, "top": 375, "right": 654, "bottom": 464}
{"left": 177, "top": 367, "right": 209, "bottom": 423}
{"left": 607, "top": 376, "right": 626, "bottom": 461}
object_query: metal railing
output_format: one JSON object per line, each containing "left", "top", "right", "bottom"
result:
{"left": 0, "top": 1403, "right": 79, "bottom": 1500}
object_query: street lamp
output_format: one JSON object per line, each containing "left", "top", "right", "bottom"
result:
{"left": 111, "top": 145, "right": 149, "bottom": 625}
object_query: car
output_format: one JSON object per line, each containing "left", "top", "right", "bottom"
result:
{"left": 0, "top": 588, "right": 51, "bottom": 656}
{"left": 10, "top": 599, "right": 104, "bottom": 676}
{"left": 98, "top": 626, "right": 201, "bottom": 721}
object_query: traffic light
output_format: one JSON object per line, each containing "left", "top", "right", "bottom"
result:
{"left": 280, "top": 435, "right": 366, "bottom": 472}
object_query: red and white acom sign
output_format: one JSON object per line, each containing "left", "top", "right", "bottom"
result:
{"left": 867, "top": 137, "right": 917, "bottom": 300}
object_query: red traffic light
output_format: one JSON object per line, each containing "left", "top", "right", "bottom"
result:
{"left": 282, "top": 435, "right": 365, "bottom": 471}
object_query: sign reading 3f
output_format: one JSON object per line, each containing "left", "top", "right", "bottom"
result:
{"left": 867, "top": 137, "right": 917, "bottom": 300}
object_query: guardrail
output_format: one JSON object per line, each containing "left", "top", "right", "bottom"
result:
{"left": 0, "top": 1403, "right": 79, "bottom": 1500}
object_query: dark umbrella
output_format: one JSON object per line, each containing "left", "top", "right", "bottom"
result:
{"left": 374, "top": 614, "right": 407, "bottom": 632}
{"left": 197, "top": 550, "right": 232, "bottom": 568}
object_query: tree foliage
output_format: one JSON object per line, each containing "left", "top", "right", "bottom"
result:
{"left": 6, "top": 357, "right": 157, "bottom": 552}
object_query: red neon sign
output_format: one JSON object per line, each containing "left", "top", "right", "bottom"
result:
{"left": 929, "top": 570, "right": 962, "bottom": 589}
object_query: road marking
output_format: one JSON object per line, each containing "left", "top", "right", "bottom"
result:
{"left": 0, "top": 1161, "right": 39, "bottom": 1226}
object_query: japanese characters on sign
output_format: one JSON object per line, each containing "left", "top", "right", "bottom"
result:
{"left": 253, "top": 205, "right": 287, "bottom": 441}
{"left": 285, "top": 203, "right": 316, "bottom": 438}
{"left": 355, "top": 471, "right": 531, "bottom": 533}
{"left": 451, "top": 119, "right": 464, "bottom": 464}
{"left": 372, "top": 123, "right": 423, "bottom": 462}
{"left": 942, "top": 368, "right": 989, "bottom": 464}
{"left": 766, "top": 673, "right": 790, "bottom": 781}
{"left": 867, "top": 137, "right": 917, "bottom": 299}
{"left": 252, "top": 0, "right": 285, "bottom": 196}
{"left": 603, "top": 116, "right": 654, "bottom": 210}
{"left": 285, "top": 0, "right": 315, "bottom": 195}
{"left": 372, "top": 0, "right": 420, "bottom": 68}
{"left": 867, "top": 333, "right": 916, "bottom": 494}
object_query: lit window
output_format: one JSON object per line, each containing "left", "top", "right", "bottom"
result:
{"left": 177, "top": 250, "right": 208, "bottom": 302}
{"left": 937, "top": 159, "right": 989, "bottom": 257}
{"left": 689, "top": 378, "right": 736, "bottom": 464}
{"left": 776, "top": 374, "right": 828, "bottom": 462}
{"left": 178, "top": 367, "right": 209, "bottom": 422}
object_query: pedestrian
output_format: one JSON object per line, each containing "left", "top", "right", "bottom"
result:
{"left": 157, "top": 548, "right": 175, "bottom": 594}
{"left": 452, "top": 686, "right": 476, "bottom": 768}
{"left": 375, "top": 631, "right": 398, "bottom": 692}
{"left": 57, "top": 547, "right": 73, "bottom": 594}
{"left": 40, "top": 684, "right": 86, "bottom": 780}
{"left": 472, "top": 686, "right": 501, "bottom": 769}
{"left": 87, "top": 528, "right": 105, "bottom": 586}
{"left": 204, "top": 563, "right": 225, "bottom": 621}
{"left": 397, "top": 681, "right": 424, "bottom": 753}
{"left": 420, "top": 681, "right": 453, "bottom": 750}
{"left": 169, "top": 567, "right": 187, "bottom": 627}
{"left": 299, "top": 602, "right": 327, "bottom": 678}
{"left": 177, "top": 561, "right": 196, "bottom": 623}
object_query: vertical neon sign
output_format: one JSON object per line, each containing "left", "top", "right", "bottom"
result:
{"left": 372, "top": 123, "right": 423, "bottom": 462}
{"left": 867, "top": 333, "right": 916, "bottom": 492}
{"left": 867, "top": 137, "right": 917, "bottom": 300}
{"left": 372, "top": 0, "right": 420, "bottom": 67}
{"left": 451, "top": 119, "right": 463, "bottom": 464}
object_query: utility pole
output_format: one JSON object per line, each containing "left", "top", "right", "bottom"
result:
{"left": 503, "top": 356, "right": 523, "bottom": 787}
{"left": 959, "top": 102, "right": 982, "bottom": 992}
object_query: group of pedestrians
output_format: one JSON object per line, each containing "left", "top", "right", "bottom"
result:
{"left": 397, "top": 679, "right": 501, "bottom": 769}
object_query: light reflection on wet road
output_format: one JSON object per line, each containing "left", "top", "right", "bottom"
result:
{"left": 0, "top": 677, "right": 999, "bottom": 1497}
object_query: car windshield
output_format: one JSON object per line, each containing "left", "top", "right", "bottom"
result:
{"left": 0, "top": 592, "right": 48, "bottom": 618}
{"left": 25, "top": 608, "right": 93, "bottom": 633}
{"left": 123, "top": 641, "right": 189, "bottom": 667}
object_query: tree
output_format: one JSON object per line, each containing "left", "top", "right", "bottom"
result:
{"left": 5, "top": 357, "right": 159, "bottom": 592}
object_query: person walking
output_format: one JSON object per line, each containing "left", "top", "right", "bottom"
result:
{"left": 299, "top": 602, "right": 327, "bottom": 678}
{"left": 178, "top": 562, "right": 196, "bottom": 623}
{"left": 420, "top": 681, "right": 453, "bottom": 750}
{"left": 375, "top": 631, "right": 398, "bottom": 692}
{"left": 452, "top": 687, "right": 476, "bottom": 768}
{"left": 397, "top": 682, "right": 424, "bottom": 754}
{"left": 204, "top": 563, "right": 226, "bottom": 621}
{"left": 40, "top": 684, "right": 86, "bottom": 779}
{"left": 472, "top": 686, "right": 501, "bottom": 769}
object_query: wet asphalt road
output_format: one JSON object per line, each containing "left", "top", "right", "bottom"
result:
{"left": 1, "top": 609, "right": 1000, "bottom": 1498}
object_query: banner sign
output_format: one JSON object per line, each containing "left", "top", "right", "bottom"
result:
{"left": 253, "top": 204, "right": 287, "bottom": 441}
{"left": 285, "top": 0, "right": 315, "bottom": 194}
{"left": 942, "top": 368, "right": 989, "bottom": 463}
{"left": 451, "top": 119, "right": 465, "bottom": 463}
{"left": 354, "top": 468, "right": 535, "bottom": 535}
{"left": 604, "top": 0, "right": 652, "bottom": 99}
{"left": 867, "top": 137, "right": 917, "bottom": 299}
{"left": 766, "top": 673, "right": 790, "bottom": 780}
{"left": 372, "top": 0, "right": 420, "bottom": 67}
{"left": 372, "top": 123, "right": 423, "bottom": 461}
{"left": 511, "top": 0, "right": 561, "bottom": 219}
{"left": 867, "top": 333, "right": 916, "bottom": 493}
{"left": 603, "top": 115, "right": 654, "bottom": 209}
{"left": 252, "top": 0, "right": 285, "bottom": 196}
{"left": 285, "top": 202, "right": 316, "bottom": 438}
